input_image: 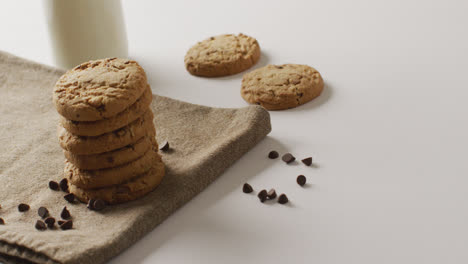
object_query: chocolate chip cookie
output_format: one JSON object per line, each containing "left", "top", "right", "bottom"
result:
{"left": 241, "top": 64, "right": 324, "bottom": 110}
{"left": 58, "top": 110, "right": 155, "bottom": 155}
{"left": 68, "top": 154, "right": 165, "bottom": 205}
{"left": 63, "top": 135, "right": 157, "bottom": 170}
{"left": 60, "top": 86, "right": 153, "bottom": 136}
{"left": 65, "top": 144, "right": 158, "bottom": 189}
{"left": 185, "top": 33, "right": 261, "bottom": 77}
{"left": 53, "top": 58, "right": 148, "bottom": 121}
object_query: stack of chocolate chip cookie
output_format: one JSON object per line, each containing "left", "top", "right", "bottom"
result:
{"left": 53, "top": 58, "right": 165, "bottom": 205}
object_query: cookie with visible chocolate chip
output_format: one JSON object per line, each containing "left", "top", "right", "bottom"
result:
{"left": 53, "top": 58, "right": 148, "bottom": 121}
{"left": 60, "top": 87, "right": 153, "bottom": 136}
{"left": 58, "top": 110, "right": 155, "bottom": 155}
{"left": 185, "top": 33, "right": 261, "bottom": 77}
{"left": 69, "top": 154, "right": 165, "bottom": 205}
{"left": 65, "top": 143, "right": 159, "bottom": 189}
{"left": 64, "top": 135, "right": 157, "bottom": 170}
{"left": 241, "top": 64, "right": 324, "bottom": 110}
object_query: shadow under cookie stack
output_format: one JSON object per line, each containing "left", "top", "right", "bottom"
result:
{"left": 53, "top": 58, "right": 165, "bottom": 205}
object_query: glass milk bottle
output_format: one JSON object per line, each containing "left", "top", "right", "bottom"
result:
{"left": 43, "top": 0, "right": 128, "bottom": 69}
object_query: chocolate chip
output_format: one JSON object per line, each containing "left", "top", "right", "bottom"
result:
{"left": 57, "top": 220, "right": 65, "bottom": 226}
{"left": 60, "top": 220, "right": 73, "bottom": 230}
{"left": 301, "top": 157, "right": 312, "bottom": 166}
{"left": 97, "top": 104, "right": 106, "bottom": 112}
{"left": 44, "top": 217, "right": 55, "bottom": 228}
{"left": 87, "top": 199, "right": 96, "bottom": 210}
{"left": 268, "top": 151, "right": 279, "bottom": 159}
{"left": 258, "top": 189, "right": 268, "bottom": 203}
{"left": 37, "top": 207, "right": 49, "bottom": 219}
{"left": 60, "top": 207, "right": 71, "bottom": 220}
{"left": 93, "top": 199, "right": 106, "bottom": 211}
{"left": 297, "top": 175, "right": 306, "bottom": 186}
{"left": 64, "top": 193, "right": 75, "bottom": 203}
{"left": 242, "top": 183, "right": 253, "bottom": 193}
{"left": 114, "top": 128, "right": 126, "bottom": 137}
{"left": 18, "top": 203, "right": 30, "bottom": 212}
{"left": 282, "top": 153, "right": 295, "bottom": 164}
{"left": 48, "top": 181, "right": 59, "bottom": 191}
{"left": 278, "top": 194, "right": 289, "bottom": 204}
{"left": 159, "top": 141, "right": 170, "bottom": 151}
{"left": 0, "top": 218, "right": 4, "bottom": 225}
{"left": 35, "top": 220, "right": 47, "bottom": 231}
{"left": 267, "top": 188, "right": 277, "bottom": 199}
{"left": 59, "top": 178, "right": 69, "bottom": 193}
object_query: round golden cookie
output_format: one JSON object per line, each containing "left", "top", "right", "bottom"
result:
{"left": 184, "top": 33, "right": 261, "bottom": 77}
{"left": 68, "top": 156, "right": 165, "bottom": 205}
{"left": 60, "top": 86, "right": 153, "bottom": 136}
{"left": 241, "top": 64, "right": 324, "bottom": 110}
{"left": 53, "top": 58, "right": 148, "bottom": 121}
{"left": 64, "top": 135, "right": 157, "bottom": 170}
{"left": 58, "top": 110, "right": 155, "bottom": 155}
{"left": 64, "top": 144, "right": 158, "bottom": 189}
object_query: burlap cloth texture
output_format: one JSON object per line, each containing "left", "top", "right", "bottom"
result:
{"left": 0, "top": 51, "right": 271, "bottom": 264}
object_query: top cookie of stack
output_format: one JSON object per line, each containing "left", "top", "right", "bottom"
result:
{"left": 54, "top": 58, "right": 148, "bottom": 122}
{"left": 52, "top": 58, "right": 165, "bottom": 205}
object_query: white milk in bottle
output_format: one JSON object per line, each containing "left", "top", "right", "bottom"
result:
{"left": 43, "top": 0, "right": 128, "bottom": 69}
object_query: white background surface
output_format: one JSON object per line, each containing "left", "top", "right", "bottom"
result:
{"left": 2, "top": 0, "right": 468, "bottom": 263}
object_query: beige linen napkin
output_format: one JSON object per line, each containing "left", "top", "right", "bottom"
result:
{"left": 0, "top": 51, "right": 271, "bottom": 264}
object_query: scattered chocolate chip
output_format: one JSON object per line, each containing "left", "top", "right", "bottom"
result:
{"left": 0, "top": 218, "right": 4, "bottom": 225}
{"left": 44, "top": 217, "right": 55, "bottom": 228}
{"left": 60, "top": 220, "right": 73, "bottom": 230}
{"left": 48, "top": 181, "right": 59, "bottom": 191}
{"left": 35, "top": 220, "right": 47, "bottom": 231}
{"left": 268, "top": 151, "right": 279, "bottom": 159}
{"left": 59, "top": 178, "right": 69, "bottom": 193}
{"left": 37, "top": 207, "right": 49, "bottom": 219}
{"left": 278, "top": 194, "right": 289, "bottom": 204}
{"left": 242, "top": 183, "right": 253, "bottom": 193}
{"left": 267, "top": 189, "right": 277, "bottom": 199}
{"left": 93, "top": 199, "right": 106, "bottom": 211}
{"left": 301, "top": 157, "right": 313, "bottom": 166}
{"left": 159, "top": 141, "right": 170, "bottom": 151}
{"left": 64, "top": 193, "right": 75, "bottom": 203}
{"left": 282, "top": 153, "right": 296, "bottom": 164}
{"left": 18, "top": 203, "right": 30, "bottom": 212}
{"left": 297, "top": 175, "right": 306, "bottom": 186}
{"left": 57, "top": 220, "right": 65, "bottom": 226}
{"left": 258, "top": 189, "right": 268, "bottom": 203}
{"left": 87, "top": 199, "right": 96, "bottom": 210}
{"left": 60, "top": 207, "right": 71, "bottom": 220}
